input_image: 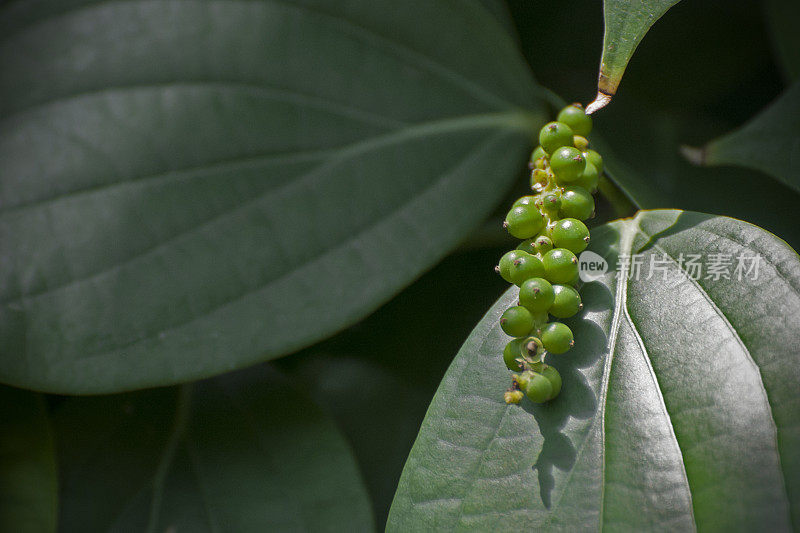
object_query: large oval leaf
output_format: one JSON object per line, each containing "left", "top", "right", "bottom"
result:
{"left": 587, "top": 0, "right": 681, "bottom": 113}
{"left": 0, "top": 0, "right": 543, "bottom": 393}
{"left": 55, "top": 365, "right": 373, "bottom": 531}
{"left": 0, "top": 386, "right": 56, "bottom": 533}
{"left": 388, "top": 209, "right": 800, "bottom": 530}
{"left": 685, "top": 81, "right": 800, "bottom": 195}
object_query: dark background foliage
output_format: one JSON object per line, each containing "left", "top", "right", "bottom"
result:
{"left": 2, "top": 0, "right": 797, "bottom": 530}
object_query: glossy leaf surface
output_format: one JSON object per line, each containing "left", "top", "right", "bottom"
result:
{"left": 389, "top": 209, "right": 800, "bottom": 531}
{"left": 0, "top": 0, "right": 543, "bottom": 393}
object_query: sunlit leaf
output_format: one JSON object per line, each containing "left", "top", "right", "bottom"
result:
{"left": 389, "top": 209, "right": 800, "bottom": 530}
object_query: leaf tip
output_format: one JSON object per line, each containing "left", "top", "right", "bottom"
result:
{"left": 679, "top": 145, "right": 707, "bottom": 166}
{"left": 585, "top": 92, "right": 612, "bottom": 115}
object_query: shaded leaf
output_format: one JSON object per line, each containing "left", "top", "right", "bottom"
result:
{"left": 765, "top": 0, "right": 800, "bottom": 81}
{"left": 587, "top": 0, "right": 681, "bottom": 113}
{"left": 0, "top": 386, "right": 57, "bottom": 533}
{"left": 0, "top": 0, "right": 543, "bottom": 393}
{"left": 282, "top": 354, "right": 431, "bottom": 530}
{"left": 276, "top": 247, "right": 512, "bottom": 527}
{"left": 685, "top": 82, "right": 800, "bottom": 194}
{"left": 388, "top": 209, "right": 800, "bottom": 530}
{"left": 55, "top": 365, "right": 373, "bottom": 532}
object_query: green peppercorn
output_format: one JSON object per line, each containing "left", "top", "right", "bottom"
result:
{"left": 549, "top": 284, "right": 583, "bottom": 318}
{"left": 540, "top": 365, "right": 562, "bottom": 399}
{"left": 508, "top": 254, "right": 546, "bottom": 286}
{"left": 541, "top": 322, "right": 574, "bottom": 354}
{"left": 500, "top": 306, "right": 534, "bottom": 337}
{"left": 534, "top": 235, "right": 554, "bottom": 254}
{"left": 519, "top": 277, "right": 555, "bottom": 312}
{"left": 550, "top": 146, "right": 586, "bottom": 184}
{"left": 516, "top": 239, "right": 537, "bottom": 255}
{"left": 573, "top": 135, "right": 589, "bottom": 151}
{"left": 542, "top": 248, "right": 579, "bottom": 284}
{"left": 530, "top": 146, "right": 547, "bottom": 164}
{"left": 512, "top": 195, "right": 537, "bottom": 209}
{"left": 559, "top": 186, "right": 595, "bottom": 221}
{"left": 538, "top": 121, "right": 574, "bottom": 154}
{"left": 503, "top": 338, "right": 526, "bottom": 371}
{"left": 541, "top": 193, "right": 561, "bottom": 215}
{"left": 525, "top": 372, "right": 553, "bottom": 403}
{"left": 504, "top": 204, "right": 545, "bottom": 239}
{"left": 573, "top": 162, "right": 599, "bottom": 193}
{"left": 583, "top": 149, "right": 603, "bottom": 174}
{"left": 550, "top": 218, "right": 590, "bottom": 254}
{"left": 557, "top": 104, "right": 592, "bottom": 136}
{"left": 497, "top": 250, "right": 527, "bottom": 283}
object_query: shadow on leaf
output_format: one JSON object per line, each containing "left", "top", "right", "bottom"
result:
{"left": 521, "top": 282, "right": 610, "bottom": 507}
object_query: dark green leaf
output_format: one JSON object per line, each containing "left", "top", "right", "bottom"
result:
{"left": 684, "top": 82, "right": 800, "bottom": 194}
{"left": 765, "top": 0, "right": 800, "bottom": 81}
{"left": 0, "top": 0, "right": 544, "bottom": 393}
{"left": 282, "top": 353, "right": 432, "bottom": 530}
{"left": 587, "top": 0, "right": 681, "bottom": 113}
{"left": 0, "top": 386, "right": 57, "bottom": 533}
{"left": 388, "top": 210, "right": 800, "bottom": 530}
{"left": 276, "top": 246, "right": 512, "bottom": 528}
{"left": 55, "top": 365, "right": 373, "bottom": 532}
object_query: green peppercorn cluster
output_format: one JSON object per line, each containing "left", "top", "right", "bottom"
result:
{"left": 497, "top": 104, "right": 604, "bottom": 406}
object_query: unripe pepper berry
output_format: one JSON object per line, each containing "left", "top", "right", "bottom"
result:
{"left": 500, "top": 306, "right": 534, "bottom": 337}
{"left": 583, "top": 149, "right": 603, "bottom": 174}
{"left": 530, "top": 146, "right": 547, "bottom": 165}
{"left": 550, "top": 218, "right": 590, "bottom": 254}
{"left": 534, "top": 235, "right": 554, "bottom": 254}
{"left": 516, "top": 239, "right": 537, "bottom": 255}
{"left": 519, "top": 277, "right": 555, "bottom": 312}
{"left": 557, "top": 104, "right": 592, "bottom": 136}
{"left": 549, "top": 284, "right": 583, "bottom": 318}
{"left": 503, "top": 338, "right": 526, "bottom": 371}
{"left": 508, "top": 254, "right": 546, "bottom": 286}
{"left": 540, "top": 193, "right": 561, "bottom": 215}
{"left": 538, "top": 122, "right": 574, "bottom": 154}
{"left": 497, "top": 250, "right": 527, "bottom": 283}
{"left": 525, "top": 372, "right": 553, "bottom": 403}
{"left": 541, "top": 322, "right": 574, "bottom": 354}
{"left": 573, "top": 162, "right": 599, "bottom": 193}
{"left": 512, "top": 195, "right": 537, "bottom": 209}
{"left": 504, "top": 204, "right": 545, "bottom": 239}
{"left": 542, "top": 248, "right": 579, "bottom": 284}
{"left": 540, "top": 365, "right": 562, "bottom": 399}
{"left": 550, "top": 146, "right": 586, "bottom": 184}
{"left": 559, "top": 186, "right": 594, "bottom": 221}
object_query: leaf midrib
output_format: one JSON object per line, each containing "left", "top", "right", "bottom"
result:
{"left": 640, "top": 225, "right": 793, "bottom": 524}
{"left": 3, "top": 111, "right": 536, "bottom": 311}
{"left": 62, "top": 121, "right": 533, "bottom": 367}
